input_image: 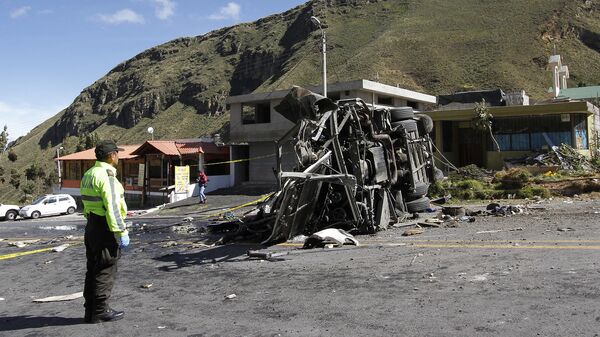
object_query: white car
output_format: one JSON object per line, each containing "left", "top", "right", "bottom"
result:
{"left": 0, "top": 203, "right": 20, "bottom": 221}
{"left": 19, "top": 194, "right": 77, "bottom": 219}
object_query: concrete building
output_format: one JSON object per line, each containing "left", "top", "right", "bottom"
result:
{"left": 426, "top": 99, "right": 600, "bottom": 170}
{"left": 226, "top": 79, "right": 437, "bottom": 184}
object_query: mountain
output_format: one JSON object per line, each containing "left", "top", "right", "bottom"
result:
{"left": 1, "top": 0, "right": 600, "bottom": 202}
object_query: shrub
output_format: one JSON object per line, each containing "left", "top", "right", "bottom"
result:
{"left": 7, "top": 150, "right": 17, "bottom": 162}
{"left": 496, "top": 168, "right": 531, "bottom": 189}
{"left": 517, "top": 185, "right": 551, "bottom": 199}
{"left": 428, "top": 180, "right": 450, "bottom": 198}
{"left": 450, "top": 164, "right": 487, "bottom": 180}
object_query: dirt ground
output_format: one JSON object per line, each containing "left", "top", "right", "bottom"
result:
{"left": 1, "top": 196, "right": 600, "bottom": 337}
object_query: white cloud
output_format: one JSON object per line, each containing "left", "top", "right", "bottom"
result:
{"left": 0, "top": 101, "right": 65, "bottom": 141}
{"left": 97, "top": 9, "right": 145, "bottom": 25}
{"left": 209, "top": 2, "right": 240, "bottom": 21}
{"left": 154, "top": 0, "right": 175, "bottom": 20}
{"left": 10, "top": 6, "right": 31, "bottom": 19}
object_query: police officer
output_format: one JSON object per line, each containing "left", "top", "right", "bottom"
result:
{"left": 81, "top": 140, "right": 129, "bottom": 323}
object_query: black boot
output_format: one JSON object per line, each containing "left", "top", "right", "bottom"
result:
{"left": 86, "top": 308, "right": 124, "bottom": 324}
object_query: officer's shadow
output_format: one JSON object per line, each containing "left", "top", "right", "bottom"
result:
{"left": 0, "top": 315, "right": 83, "bottom": 331}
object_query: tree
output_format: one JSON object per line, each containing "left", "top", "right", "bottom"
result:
{"left": 472, "top": 99, "right": 500, "bottom": 152}
{"left": 0, "top": 125, "right": 7, "bottom": 153}
{"left": 25, "top": 163, "right": 45, "bottom": 181}
{"left": 9, "top": 169, "right": 21, "bottom": 189}
{"left": 7, "top": 150, "right": 17, "bottom": 162}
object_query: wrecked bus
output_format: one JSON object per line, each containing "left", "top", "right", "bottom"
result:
{"left": 215, "top": 86, "right": 442, "bottom": 244}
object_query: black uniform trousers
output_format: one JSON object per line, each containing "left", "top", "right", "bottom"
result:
{"left": 84, "top": 212, "right": 121, "bottom": 317}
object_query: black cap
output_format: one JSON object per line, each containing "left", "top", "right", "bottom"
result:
{"left": 95, "top": 140, "right": 125, "bottom": 159}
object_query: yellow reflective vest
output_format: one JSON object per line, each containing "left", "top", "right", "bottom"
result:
{"left": 80, "top": 161, "right": 128, "bottom": 236}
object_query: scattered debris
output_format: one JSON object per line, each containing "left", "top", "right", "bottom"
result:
{"left": 38, "top": 225, "right": 77, "bottom": 231}
{"left": 7, "top": 239, "right": 40, "bottom": 248}
{"left": 476, "top": 230, "right": 503, "bottom": 234}
{"left": 303, "top": 229, "right": 360, "bottom": 248}
{"left": 171, "top": 224, "right": 197, "bottom": 234}
{"left": 51, "top": 244, "right": 70, "bottom": 252}
{"left": 486, "top": 203, "right": 524, "bottom": 216}
{"left": 247, "top": 250, "right": 288, "bottom": 261}
{"left": 160, "top": 241, "right": 178, "bottom": 248}
{"left": 157, "top": 326, "right": 166, "bottom": 329}
{"left": 557, "top": 227, "right": 575, "bottom": 232}
{"left": 140, "top": 283, "right": 153, "bottom": 289}
{"left": 403, "top": 228, "right": 424, "bottom": 236}
{"left": 33, "top": 292, "right": 83, "bottom": 303}
{"left": 225, "top": 294, "right": 237, "bottom": 300}
{"left": 0, "top": 297, "right": 4, "bottom": 301}
{"left": 505, "top": 144, "right": 598, "bottom": 171}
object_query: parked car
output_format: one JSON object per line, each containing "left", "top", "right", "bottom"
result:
{"left": 0, "top": 203, "right": 20, "bottom": 221}
{"left": 19, "top": 194, "right": 77, "bottom": 219}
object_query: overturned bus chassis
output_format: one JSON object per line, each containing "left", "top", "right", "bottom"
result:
{"left": 218, "top": 86, "right": 442, "bottom": 244}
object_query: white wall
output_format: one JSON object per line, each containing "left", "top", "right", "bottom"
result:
{"left": 189, "top": 174, "right": 231, "bottom": 195}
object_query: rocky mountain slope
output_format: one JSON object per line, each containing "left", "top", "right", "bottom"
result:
{"left": 1, "top": 0, "right": 600, "bottom": 202}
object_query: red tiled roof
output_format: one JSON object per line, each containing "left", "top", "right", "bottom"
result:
{"left": 131, "top": 141, "right": 181, "bottom": 156}
{"left": 176, "top": 142, "right": 205, "bottom": 155}
{"left": 56, "top": 145, "right": 141, "bottom": 161}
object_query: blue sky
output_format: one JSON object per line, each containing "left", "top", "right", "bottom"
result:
{"left": 0, "top": 0, "right": 307, "bottom": 141}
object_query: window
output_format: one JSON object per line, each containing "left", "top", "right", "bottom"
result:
{"left": 59, "top": 197, "right": 69, "bottom": 202}
{"left": 377, "top": 95, "right": 393, "bottom": 106}
{"left": 242, "top": 102, "right": 271, "bottom": 124}
{"left": 490, "top": 115, "right": 579, "bottom": 151}
{"left": 442, "top": 121, "right": 453, "bottom": 152}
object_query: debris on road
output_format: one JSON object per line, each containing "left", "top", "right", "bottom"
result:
{"left": 51, "top": 244, "right": 70, "bottom": 252}
{"left": 403, "top": 227, "right": 424, "bottom": 236}
{"left": 141, "top": 283, "right": 153, "bottom": 289}
{"left": 7, "top": 239, "right": 40, "bottom": 248}
{"left": 171, "top": 224, "right": 197, "bottom": 234}
{"left": 247, "top": 250, "right": 289, "bottom": 261}
{"left": 303, "top": 228, "right": 360, "bottom": 248}
{"left": 225, "top": 294, "right": 237, "bottom": 300}
{"left": 160, "top": 241, "right": 178, "bottom": 248}
{"left": 557, "top": 227, "right": 575, "bottom": 232}
{"left": 38, "top": 225, "right": 77, "bottom": 231}
{"left": 32, "top": 291, "right": 83, "bottom": 303}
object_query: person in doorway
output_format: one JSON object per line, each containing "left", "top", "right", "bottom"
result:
{"left": 80, "top": 140, "right": 129, "bottom": 323}
{"left": 197, "top": 170, "right": 208, "bottom": 203}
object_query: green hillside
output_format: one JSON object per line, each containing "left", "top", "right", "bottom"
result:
{"left": 1, "top": 0, "right": 599, "bottom": 203}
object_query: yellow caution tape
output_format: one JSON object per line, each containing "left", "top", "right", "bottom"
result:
{"left": 198, "top": 192, "right": 275, "bottom": 219}
{"left": 202, "top": 152, "right": 290, "bottom": 167}
{"left": 0, "top": 242, "right": 83, "bottom": 261}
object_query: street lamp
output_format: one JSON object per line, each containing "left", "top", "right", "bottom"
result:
{"left": 147, "top": 126, "right": 154, "bottom": 140}
{"left": 56, "top": 146, "right": 64, "bottom": 189}
{"left": 311, "top": 15, "right": 327, "bottom": 97}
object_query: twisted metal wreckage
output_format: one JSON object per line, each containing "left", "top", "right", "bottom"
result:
{"left": 214, "top": 86, "right": 443, "bottom": 244}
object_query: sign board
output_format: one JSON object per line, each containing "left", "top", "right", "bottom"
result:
{"left": 174, "top": 166, "right": 190, "bottom": 194}
{"left": 137, "top": 164, "right": 145, "bottom": 187}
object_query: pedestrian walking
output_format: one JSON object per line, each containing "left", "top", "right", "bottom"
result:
{"left": 80, "top": 140, "right": 129, "bottom": 323}
{"left": 197, "top": 170, "right": 208, "bottom": 203}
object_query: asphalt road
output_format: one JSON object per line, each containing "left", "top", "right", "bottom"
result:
{"left": 1, "top": 198, "right": 600, "bottom": 336}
